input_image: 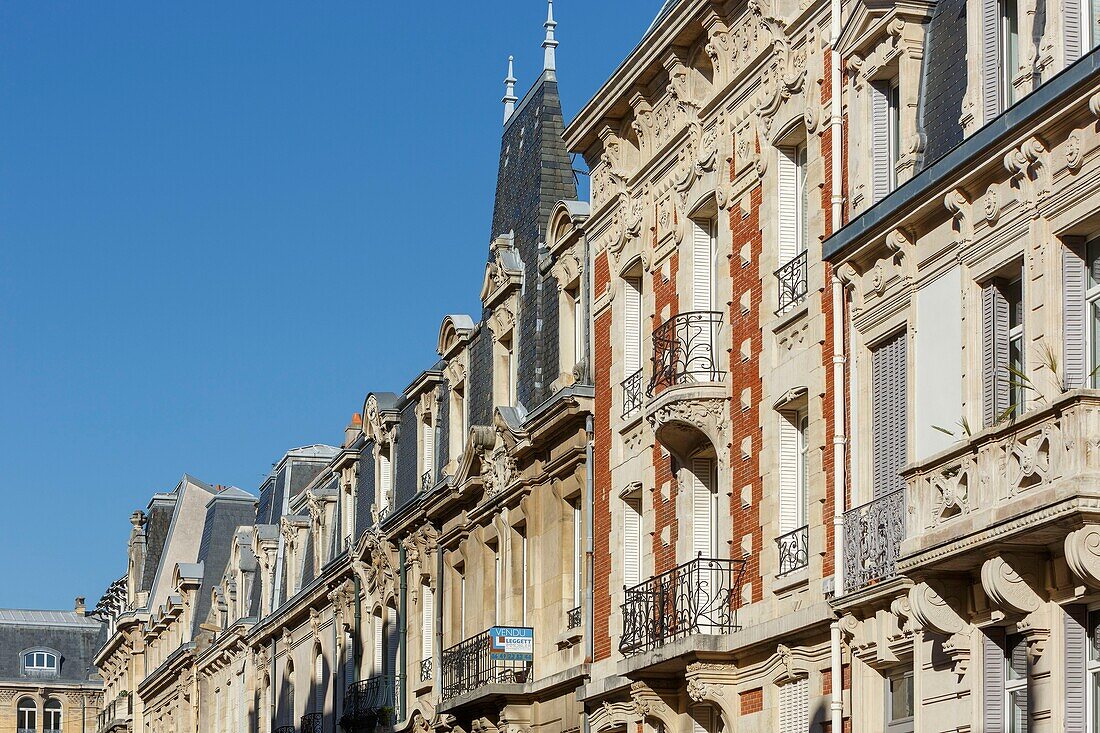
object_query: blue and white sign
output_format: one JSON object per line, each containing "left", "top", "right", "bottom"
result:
{"left": 489, "top": 627, "right": 534, "bottom": 661}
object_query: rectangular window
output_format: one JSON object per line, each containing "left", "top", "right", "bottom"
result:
{"left": 422, "top": 584, "right": 434, "bottom": 661}
{"left": 378, "top": 446, "right": 392, "bottom": 516}
{"left": 871, "top": 81, "right": 900, "bottom": 201}
{"left": 373, "top": 614, "right": 384, "bottom": 675}
{"left": 777, "top": 145, "right": 807, "bottom": 265}
{"left": 778, "top": 678, "right": 809, "bottom": 733}
{"left": 1002, "top": 0, "right": 1020, "bottom": 106}
{"left": 1005, "top": 633, "right": 1029, "bottom": 733}
{"left": 691, "top": 218, "right": 716, "bottom": 312}
{"left": 623, "top": 277, "right": 643, "bottom": 378}
{"left": 622, "top": 497, "right": 643, "bottom": 588}
{"left": 690, "top": 457, "right": 717, "bottom": 559}
{"left": 871, "top": 331, "right": 908, "bottom": 498}
{"left": 572, "top": 499, "right": 583, "bottom": 608}
{"left": 421, "top": 418, "right": 434, "bottom": 487}
{"left": 886, "top": 671, "right": 915, "bottom": 732}
{"left": 778, "top": 410, "right": 808, "bottom": 534}
{"left": 982, "top": 276, "right": 1025, "bottom": 425}
{"left": 888, "top": 83, "right": 901, "bottom": 190}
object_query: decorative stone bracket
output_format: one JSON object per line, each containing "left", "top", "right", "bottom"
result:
{"left": 1065, "top": 524, "right": 1100, "bottom": 588}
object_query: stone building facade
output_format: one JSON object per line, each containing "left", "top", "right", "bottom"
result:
{"left": 69, "top": 1, "right": 1100, "bottom": 733}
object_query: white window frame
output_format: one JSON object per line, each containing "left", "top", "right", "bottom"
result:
{"left": 1086, "top": 240, "right": 1100, "bottom": 388}
{"left": 885, "top": 670, "right": 915, "bottom": 733}
{"left": 43, "top": 700, "right": 62, "bottom": 733}
{"left": 1001, "top": 0, "right": 1020, "bottom": 106}
{"left": 18, "top": 698, "right": 37, "bottom": 732}
{"left": 1005, "top": 632, "right": 1028, "bottom": 733}
{"left": 887, "top": 82, "right": 901, "bottom": 192}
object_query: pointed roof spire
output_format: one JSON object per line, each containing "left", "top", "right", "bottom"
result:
{"left": 502, "top": 55, "right": 518, "bottom": 125}
{"left": 543, "top": 0, "right": 558, "bottom": 79}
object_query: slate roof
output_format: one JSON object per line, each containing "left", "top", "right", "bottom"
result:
{"left": 191, "top": 488, "right": 257, "bottom": 636}
{"left": 917, "top": 0, "right": 967, "bottom": 168}
{"left": 0, "top": 609, "right": 105, "bottom": 683}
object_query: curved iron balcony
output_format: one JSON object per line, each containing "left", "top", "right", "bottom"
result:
{"left": 647, "top": 312, "right": 725, "bottom": 397}
{"left": 619, "top": 556, "right": 747, "bottom": 656}
{"left": 301, "top": 713, "right": 324, "bottom": 733}
{"left": 440, "top": 627, "right": 533, "bottom": 701}
{"left": 776, "top": 525, "right": 809, "bottom": 576}
{"left": 341, "top": 674, "right": 398, "bottom": 729}
{"left": 842, "top": 489, "right": 906, "bottom": 593}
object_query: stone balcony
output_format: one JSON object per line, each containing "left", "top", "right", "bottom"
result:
{"left": 900, "top": 390, "right": 1100, "bottom": 582}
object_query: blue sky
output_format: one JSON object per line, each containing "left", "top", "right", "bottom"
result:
{"left": 0, "top": 1, "right": 655, "bottom": 609}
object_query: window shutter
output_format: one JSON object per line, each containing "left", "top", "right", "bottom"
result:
{"left": 422, "top": 422, "right": 434, "bottom": 478}
{"left": 984, "top": 628, "right": 1006, "bottom": 733}
{"left": 379, "top": 452, "right": 392, "bottom": 511}
{"left": 777, "top": 149, "right": 799, "bottom": 264}
{"left": 779, "top": 679, "right": 809, "bottom": 733}
{"left": 314, "top": 653, "right": 324, "bottom": 714}
{"left": 573, "top": 501, "right": 583, "bottom": 606}
{"left": 624, "top": 278, "right": 642, "bottom": 376}
{"left": 692, "top": 220, "right": 714, "bottom": 312}
{"left": 778, "top": 414, "right": 800, "bottom": 534}
{"left": 1067, "top": 0, "right": 1083, "bottom": 61}
{"left": 623, "top": 499, "right": 642, "bottom": 588}
{"left": 690, "top": 706, "right": 713, "bottom": 733}
{"left": 871, "top": 82, "right": 891, "bottom": 203}
{"left": 422, "top": 585, "right": 434, "bottom": 660}
{"left": 982, "top": 0, "right": 1003, "bottom": 121}
{"left": 691, "top": 458, "right": 716, "bottom": 558}
{"left": 344, "top": 632, "right": 355, "bottom": 687}
{"left": 1064, "top": 242, "right": 1088, "bottom": 389}
{"left": 982, "top": 282, "right": 1011, "bottom": 426}
{"left": 1065, "top": 605, "right": 1087, "bottom": 733}
{"left": 385, "top": 607, "right": 399, "bottom": 678}
{"left": 373, "top": 616, "right": 383, "bottom": 674}
{"left": 872, "top": 331, "right": 908, "bottom": 497}
{"left": 574, "top": 290, "right": 585, "bottom": 367}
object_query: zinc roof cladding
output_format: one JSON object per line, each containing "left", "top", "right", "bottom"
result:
{"left": 191, "top": 489, "right": 256, "bottom": 636}
{"left": 646, "top": 0, "right": 680, "bottom": 34}
{"left": 0, "top": 609, "right": 102, "bottom": 628}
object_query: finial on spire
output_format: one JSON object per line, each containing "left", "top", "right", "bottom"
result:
{"left": 543, "top": 0, "right": 558, "bottom": 79}
{"left": 503, "top": 55, "right": 518, "bottom": 125}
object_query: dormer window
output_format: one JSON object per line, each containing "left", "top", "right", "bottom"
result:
{"left": 22, "top": 649, "right": 59, "bottom": 677}
{"left": 495, "top": 332, "right": 517, "bottom": 407}
{"left": 377, "top": 444, "right": 393, "bottom": 518}
{"left": 421, "top": 414, "right": 435, "bottom": 490}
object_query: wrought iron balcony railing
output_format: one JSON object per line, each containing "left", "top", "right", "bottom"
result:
{"left": 775, "top": 251, "right": 808, "bottom": 315}
{"left": 301, "top": 712, "right": 324, "bottom": 733}
{"left": 421, "top": 471, "right": 432, "bottom": 491}
{"left": 567, "top": 605, "right": 582, "bottom": 629}
{"left": 440, "top": 627, "right": 533, "bottom": 701}
{"left": 776, "top": 525, "right": 809, "bottom": 576}
{"left": 622, "top": 368, "right": 643, "bottom": 417}
{"left": 647, "top": 312, "right": 725, "bottom": 397}
{"left": 341, "top": 674, "right": 398, "bottom": 727}
{"left": 275, "top": 726, "right": 296, "bottom": 733}
{"left": 619, "top": 556, "right": 747, "bottom": 656}
{"left": 842, "top": 489, "right": 906, "bottom": 594}
{"left": 419, "top": 658, "right": 432, "bottom": 683}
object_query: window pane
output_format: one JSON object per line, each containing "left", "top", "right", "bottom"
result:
{"left": 1089, "top": 610, "right": 1100, "bottom": 661}
{"left": 1007, "top": 634, "right": 1028, "bottom": 680}
{"left": 1009, "top": 689, "right": 1028, "bottom": 732}
{"left": 1091, "top": 301, "right": 1100, "bottom": 388}
{"left": 888, "top": 673, "right": 914, "bottom": 721}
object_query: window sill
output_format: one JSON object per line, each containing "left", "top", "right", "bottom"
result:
{"left": 770, "top": 299, "right": 810, "bottom": 333}
{"left": 772, "top": 565, "right": 810, "bottom": 594}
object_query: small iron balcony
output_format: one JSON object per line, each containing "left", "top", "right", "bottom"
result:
{"left": 622, "top": 368, "right": 643, "bottom": 417}
{"left": 647, "top": 312, "right": 725, "bottom": 397}
{"left": 842, "top": 489, "right": 907, "bottom": 594}
{"left": 421, "top": 471, "right": 432, "bottom": 491}
{"left": 301, "top": 713, "right": 324, "bottom": 733}
{"left": 774, "top": 251, "right": 808, "bottom": 316}
{"left": 440, "top": 627, "right": 533, "bottom": 701}
{"left": 566, "top": 606, "right": 582, "bottom": 629}
{"left": 341, "top": 674, "right": 398, "bottom": 729}
{"left": 419, "top": 658, "right": 432, "bottom": 683}
{"left": 776, "top": 525, "right": 809, "bottom": 576}
{"left": 619, "top": 556, "right": 747, "bottom": 656}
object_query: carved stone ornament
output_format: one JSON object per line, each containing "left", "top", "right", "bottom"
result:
{"left": 981, "top": 555, "right": 1042, "bottom": 616}
{"left": 1066, "top": 131, "right": 1084, "bottom": 172}
{"left": 1065, "top": 524, "right": 1100, "bottom": 588}
{"left": 1003, "top": 137, "right": 1049, "bottom": 214}
{"left": 647, "top": 399, "right": 728, "bottom": 444}
{"left": 983, "top": 185, "right": 1000, "bottom": 225}
{"left": 908, "top": 581, "right": 965, "bottom": 635}
{"left": 942, "top": 631, "right": 972, "bottom": 680}
{"left": 628, "top": 682, "right": 677, "bottom": 731}
{"left": 943, "top": 188, "right": 971, "bottom": 246}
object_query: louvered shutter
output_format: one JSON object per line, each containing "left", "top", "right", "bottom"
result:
{"left": 373, "top": 615, "right": 383, "bottom": 674}
{"left": 984, "top": 628, "right": 1006, "bottom": 733}
{"left": 1067, "top": 0, "right": 1083, "bottom": 61}
{"left": 983, "top": 283, "right": 1011, "bottom": 426}
{"left": 422, "top": 421, "right": 434, "bottom": 479}
{"left": 1064, "top": 242, "right": 1088, "bottom": 389}
{"left": 314, "top": 652, "right": 324, "bottom": 714}
{"left": 778, "top": 414, "right": 800, "bottom": 534}
{"left": 574, "top": 290, "right": 585, "bottom": 367}
{"left": 344, "top": 632, "right": 355, "bottom": 687}
{"left": 421, "top": 585, "right": 434, "bottom": 660}
{"left": 778, "top": 149, "right": 799, "bottom": 264}
{"left": 494, "top": 552, "right": 502, "bottom": 623}
{"left": 1066, "top": 605, "right": 1087, "bottom": 733}
{"left": 983, "top": 0, "right": 1003, "bottom": 122}
{"left": 385, "top": 607, "right": 398, "bottom": 677}
{"left": 623, "top": 499, "right": 642, "bottom": 588}
{"left": 573, "top": 501, "right": 583, "bottom": 606}
{"left": 691, "top": 458, "right": 715, "bottom": 558}
{"left": 779, "top": 679, "right": 809, "bottom": 732}
{"left": 624, "top": 278, "right": 642, "bottom": 376}
{"left": 872, "top": 332, "right": 908, "bottom": 497}
{"left": 692, "top": 220, "right": 714, "bottom": 311}
{"left": 690, "top": 706, "right": 713, "bottom": 733}
{"left": 871, "top": 82, "right": 891, "bottom": 203}
{"left": 379, "top": 452, "right": 392, "bottom": 512}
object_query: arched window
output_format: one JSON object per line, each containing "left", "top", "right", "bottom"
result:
{"left": 17, "top": 697, "right": 37, "bottom": 732}
{"left": 44, "top": 700, "right": 62, "bottom": 733}
{"left": 313, "top": 648, "right": 324, "bottom": 715}
{"left": 284, "top": 661, "right": 295, "bottom": 726}
{"left": 22, "top": 650, "right": 59, "bottom": 677}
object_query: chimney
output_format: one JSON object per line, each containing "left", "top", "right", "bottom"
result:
{"left": 74, "top": 597, "right": 86, "bottom": 616}
{"left": 345, "top": 413, "right": 363, "bottom": 448}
